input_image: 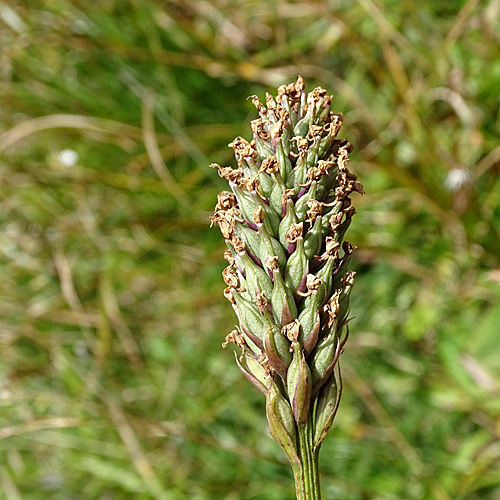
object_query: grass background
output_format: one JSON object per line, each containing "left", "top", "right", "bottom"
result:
{"left": 1, "top": 1, "right": 500, "bottom": 499}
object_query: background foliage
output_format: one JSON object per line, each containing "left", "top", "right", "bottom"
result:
{"left": 1, "top": 1, "right": 500, "bottom": 499}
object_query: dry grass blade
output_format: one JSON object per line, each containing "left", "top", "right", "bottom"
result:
{"left": 141, "top": 90, "right": 189, "bottom": 205}
{"left": 0, "top": 417, "right": 83, "bottom": 440}
{"left": 106, "top": 397, "right": 169, "bottom": 500}
{"left": 0, "top": 114, "right": 147, "bottom": 153}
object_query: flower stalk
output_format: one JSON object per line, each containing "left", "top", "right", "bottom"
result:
{"left": 212, "top": 77, "right": 363, "bottom": 499}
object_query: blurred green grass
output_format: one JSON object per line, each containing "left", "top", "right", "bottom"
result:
{"left": 1, "top": 1, "right": 500, "bottom": 499}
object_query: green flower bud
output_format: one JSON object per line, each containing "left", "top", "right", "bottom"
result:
{"left": 270, "top": 265, "right": 297, "bottom": 327}
{"left": 238, "top": 251, "right": 274, "bottom": 300}
{"left": 231, "top": 290, "right": 270, "bottom": 342}
{"left": 258, "top": 224, "right": 287, "bottom": 273}
{"left": 314, "top": 372, "right": 341, "bottom": 447}
{"left": 264, "top": 325, "right": 292, "bottom": 382}
{"left": 304, "top": 215, "right": 324, "bottom": 260}
{"left": 266, "top": 381, "right": 300, "bottom": 466}
{"left": 285, "top": 235, "right": 308, "bottom": 294}
{"left": 287, "top": 343, "right": 311, "bottom": 424}
{"left": 295, "top": 181, "right": 317, "bottom": 220}
{"left": 279, "top": 199, "right": 299, "bottom": 248}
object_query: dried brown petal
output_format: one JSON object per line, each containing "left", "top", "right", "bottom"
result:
{"left": 281, "top": 188, "right": 296, "bottom": 207}
{"left": 285, "top": 223, "right": 303, "bottom": 244}
{"left": 232, "top": 236, "right": 246, "bottom": 253}
{"left": 282, "top": 320, "right": 301, "bottom": 344}
{"left": 277, "top": 76, "right": 304, "bottom": 104}
{"left": 257, "top": 352, "right": 273, "bottom": 375}
{"left": 291, "top": 137, "right": 309, "bottom": 158}
{"left": 251, "top": 118, "right": 271, "bottom": 140}
{"left": 259, "top": 156, "right": 279, "bottom": 175}
{"left": 223, "top": 249, "right": 235, "bottom": 265}
{"left": 244, "top": 176, "right": 260, "bottom": 192}
{"left": 216, "top": 191, "right": 237, "bottom": 211}
{"left": 275, "top": 105, "right": 290, "bottom": 122}
{"left": 253, "top": 206, "right": 264, "bottom": 225}
{"left": 224, "top": 287, "right": 236, "bottom": 304}
{"left": 307, "top": 124, "right": 324, "bottom": 141}
{"left": 265, "top": 92, "right": 277, "bottom": 110}
{"left": 271, "top": 119, "right": 285, "bottom": 138}
{"left": 249, "top": 95, "right": 267, "bottom": 115}
{"left": 222, "top": 266, "right": 239, "bottom": 288}
{"left": 329, "top": 212, "right": 344, "bottom": 233}
{"left": 337, "top": 144, "right": 350, "bottom": 170}
{"left": 222, "top": 329, "right": 248, "bottom": 359}
{"left": 306, "top": 200, "right": 323, "bottom": 225}
{"left": 297, "top": 274, "right": 323, "bottom": 297}
{"left": 229, "top": 137, "right": 257, "bottom": 161}
{"left": 254, "top": 292, "right": 268, "bottom": 312}
{"left": 210, "top": 210, "right": 235, "bottom": 240}
{"left": 324, "top": 114, "right": 343, "bottom": 137}
{"left": 323, "top": 290, "right": 341, "bottom": 327}
{"left": 266, "top": 255, "right": 279, "bottom": 272}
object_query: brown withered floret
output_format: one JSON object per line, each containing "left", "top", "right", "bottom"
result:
{"left": 336, "top": 144, "right": 350, "bottom": 170}
{"left": 298, "top": 162, "right": 334, "bottom": 189}
{"left": 271, "top": 119, "right": 285, "bottom": 138}
{"left": 222, "top": 266, "right": 240, "bottom": 288}
{"left": 228, "top": 137, "right": 257, "bottom": 163}
{"left": 210, "top": 209, "right": 236, "bottom": 240}
{"left": 231, "top": 236, "right": 246, "bottom": 254}
{"left": 254, "top": 292, "right": 268, "bottom": 312}
{"left": 307, "top": 86, "right": 327, "bottom": 105}
{"left": 331, "top": 207, "right": 356, "bottom": 234}
{"left": 223, "top": 287, "right": 236, "bottom": 304}
{"left": 223, "top": 249, "right": 235, "bottom": 266}
{"left": 307, "top": 124, "right": 324, "bottom": 142}
{"left": 329, "top": 212, "right": 344, "bottom": 233}
{"left": 342, "top": 271, "right": 356, "bottom": 286}
{"left": 291, "top": 136, "right": 309, "bottom": 158}
{"left": 297, "top": 274, "right": 323, "bottom": 297}
{"left": 316, "top": 237, "right": 341, "bottom": 262}
{"left": 274, "top": 105, "right": 290, "bottom": 123}
{"left": 281, "top": 188, "right": 296, "bottom": 207}
{"left": 248, "top": 95, "right": 267, "bottom": 115}
{"left": 306, "top": 199, "right": 336, "bottom": 225}
{"left": 211, "top": 163, "right": 245, "bottom": 185}
{"left": 342, "top": 241, "right": 356, "bottom": 256}
{"left": 257, "top": 352, "right": 273, "bottom": 375}
{"left": 321, "top": 95, "right": 332, "bottom": 110}
{"left": 306, "top": 200, "right": 323, "bottom": 225}
{"left": 216, "top": 191, "right": 237, "bottom": 211}
{"left": 285, "top": 223, "right": 303, "bottom": 244}
{"left": 266, "top": 255, "right": 279, "bottom": 272}
{"left": 253, "top": 206, "right": 264, "bottom": 225}
{"left": 243, "top": 175, "right": 260, "bottom": 192}
{"left": 265, "top": 92, "right": 277, "bottom": 110}
{"left": 282, "top": 320, "right": 300, "bottom": 344}
{"left": 251, "top": 118, "right": 271, "bottom": 140}
{"left": 277, "top": 76, "right": 305, "bottom": 104}
{"left": 323, "top": 290, "right": 341, "bottom": 327}
{"left": 222, "top": 329, "right": 248, "bottom": 360}
{"left": 323, "top": 114, "right": 343, "bottom": 137}
{"left": 259, "top": 156, "right": 279, "bottom": 175}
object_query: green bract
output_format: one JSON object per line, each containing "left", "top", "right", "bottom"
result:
{"left": 212, "top": 77, "right": 363, "bottom": 498}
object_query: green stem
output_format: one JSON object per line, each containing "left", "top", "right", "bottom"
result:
{"left": 293, "top": 420, "right": 321, "bottom": 500}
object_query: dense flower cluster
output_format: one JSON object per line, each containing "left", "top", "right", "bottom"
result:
{"left": 211, "top": 77, "right": 363, "bottom": 464}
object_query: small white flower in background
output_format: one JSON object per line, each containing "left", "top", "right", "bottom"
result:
{"left": 444, "top": 168, "right": 471, "bottom": 192}
{"left": 57, "top": 149, "right": 79, "bottom": 167}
